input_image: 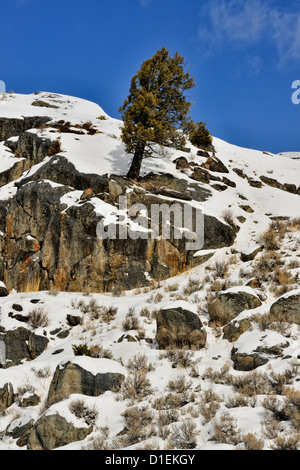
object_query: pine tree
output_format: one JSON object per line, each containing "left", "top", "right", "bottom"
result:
{"left": 189, "top": 121, "right": 213, "bottom": 149}
{"left": 119, "top": 47, "right": 195, "bottom": 179}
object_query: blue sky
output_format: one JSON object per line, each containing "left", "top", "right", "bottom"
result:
{"left": 1, "top": 0, "right": 300, "bottom": 153}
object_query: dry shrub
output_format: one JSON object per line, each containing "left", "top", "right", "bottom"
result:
{"left": 122, "top": 308, "right": 140, "bottom": 331}
{"left": 89, "top": 345, "right": 113, "bottom": 359}
{"left": 160, "top": 349, "right": 195, "bottom": 369}
{"left": 201, "top": 363, "right": 231, "bottom": 385}
{"left": 250, "top": 251, "right": 283, "bottom": 282}
{"left": 268, "top": 368, "right": 295, "bottom": 395}
{"left": 257, "top": 229, "right": 280, "bottom": 251}
{"left": 270, "top": 434, "right": 299, "bottom": 450}
{"left": 28, "top": 306, "right": 49, "bottom": 329}
{"left": 271, "top": 268, "right": 295, "bottom": 296}
{"left": 48, "top": 138, "right": 62, "bottom": 156}
{"left": 283, "top": 388, "right": 300, "bottom": 429}
{"left": 158, "top": 409, "right": 180, "bottom": 438}
{"left": 120, "top": 369, "right": 152, "bottom": 401}
{"left": 164, "top": 282, "right": 179, "bottom": 293}
{"left": 213, "top": 260, "right": 228, "bottom": 279}
{"left": 167, "top": 375, "right": 191, "bottom": 394}
{"left": 82, "top": 428, "right": 110, "bottom": 450}
{"left": 231, "top": 371, "right": 271, "bottom": 396}
{"left": 242, "top": 433, "right": 264, "bottom": 450}
{"left": 170, "top": 420, "right": 197, "bottom": 449}
{"left": 127, "top": 353, "right": 155, "bottom": 373}
{"left": 157, "top": 325, "right": 205, "bottom": 350}
{"left": 140, "top": 306, "right": 151, "bottom": 318}
{"left": 71, "top": 298, "right": 117, "bottom": 322}
{"left": 69, "top": 398, "right": 99, "bottom": 427}
{"left": 153, "top": 393, "right": 183, "bottom": 410}
{"left": 225, "top": 394, "right": 250, "bottom": 409}
{"left": 222, "top": 209, "right": 235, "bottom": 227}
{"left": 252, "top": 312, "right": 292, "bottom": 336}
{"left": 261, "top": 413, "right": 282, "bottom": 440}
{"left": 212, "top": 411, "right": 241, "bottom": 445}
{"left": 122, "top": 406, "right": 153, "bottom": 445}
{"left": 291, "top": 217, "right": 300, "bottom": 231}
{"left": 199, "top": 388, "right": 221, "bottom": 424}
{"left": 183, "top": 277, "right": 202, "bottom": 295}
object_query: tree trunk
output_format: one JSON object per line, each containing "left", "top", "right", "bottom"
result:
{"left": 126, "top": 144, "right": 145, "bottom": 179}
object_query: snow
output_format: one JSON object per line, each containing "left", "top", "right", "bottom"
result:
{"left": 62, "top": 356, "right": 127, "bottom": 376}
{"left": 277, "top": 152, "right": 300, "bottom": 160}
{"left": 277, "top": 288, "right": 300, "bottom": 300}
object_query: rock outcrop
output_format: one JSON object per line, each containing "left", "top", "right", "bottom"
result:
{"left": 156, "top": 305, "right": 207, "bottom": 349}
{"left": 46, "top": 358, "right": 125, "bottom": 406}
{"left": 0, "top": 327, "right": 49, "bottom": 367}
{"left": 0, "top": 133, "right": 236, "bottom": 293}
{"left": 27, "top": 413, "right": 90, "bottom": 450}
{"left": 208, "top": 288, "right": 262, "bottom": 326}
{"left": 0, "top": 382, "right": 14, "bottom": 412}
{"left": 269, "top": 291, "right": 300, "bottom": 325}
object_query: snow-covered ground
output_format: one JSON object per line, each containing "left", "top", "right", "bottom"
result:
{"left": 0, "top": 92, "right": 299, "bottom": 450}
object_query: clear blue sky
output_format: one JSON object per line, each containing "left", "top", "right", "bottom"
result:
{"left": 1, "top": 0, "right": 300, "bottom": 153}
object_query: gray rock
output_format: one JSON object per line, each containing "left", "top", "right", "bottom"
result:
{"left": 208, "top": 289, "right": 261, "bottom": 326}
{"left": 46, "top": 360, "right": 125, "bottom": 406}
{"left": 27, "top": 413, "right": 90, "bottom": 450}
{"left": 231, "top": 350, "right": 269, "bottom": 371}
{"left": 0, "top": 283, "right": 8, "bottom": 296}
{"left": 0, "top": 116, "right": 50, "bottom": 142}
{"left": 223, "top": 319, "right": 252, "bottom": 342}
{"left": 240, "top": 244, "right": 263, "bottom": 262}
{"left": 0, "top": 327, "right": 49, "bottom": 366}
{"left": 270, "top": 292, "right": 300, "bottom": 325}
{"left": 19, "top": 393, "right": 40, "bottom": 408}
{"left": 156, "top": 306, "right": 206, "bottom": 350}
{"left": 0, "top": 383, "right": 14, "bottom": 412}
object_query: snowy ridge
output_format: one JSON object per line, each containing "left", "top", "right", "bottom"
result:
{"left": 0, "top": 92, "right": 299, "bottom": 451}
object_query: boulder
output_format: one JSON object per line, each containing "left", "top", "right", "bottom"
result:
{"left": 270, "top": 291, "right": 300, "bottom": 325}
{"left": 6, "top": 418, "right": 34, "bottom": 448}
{"left": 231, "top": 350, "right": 268, "bottom": 371}
{"left": 0, "top": 383, "right": 14, "bottom": 412}
{"left": 240, "top": 244, "right": 263, "bottom": 262}
{"left": 208, "top": 288, "right": 261, "bottom": 326}
{"left": 156, "top": 305, "right": 206, "bottom": 350}
{"left": 0, "top": 116, "right": 50, "bottom": 142}
{"left": 46, "top": 358, "right": 125, "bottom": 406}
{"left": 223, "top": 318, "right": 252, "bottom": 342}
{"left": 0, "top": 327, "right": 49, "bottom": 366}
{"left": 201, "top": 155, "right": 229, "bottom": 173}
{"left": 203, "top": 214, "right": 236, "bottom": 249}
{"left": 0, "top": 282, "right": 8, "bottom": 297}
{"left": 27, "top": 413, "right": 91, "bottom": 450}
{"left": 173, "top": 156, "right": 190, "bottom": 170}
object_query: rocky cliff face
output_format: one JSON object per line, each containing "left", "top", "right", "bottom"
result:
{"left": 0, "top": 95, "right": 237, "bottom": 293}
{"left": 0, "top": 93, "right": 299, "bottom": 451}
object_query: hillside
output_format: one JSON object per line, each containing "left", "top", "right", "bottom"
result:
{"left": 0, "top": 92, "right": 299, "bottom": 450}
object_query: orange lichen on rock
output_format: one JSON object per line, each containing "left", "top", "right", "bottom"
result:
{"left": 21, "top": 254, "right": 32, "bottom": 272}
{"left": 33, "top": 239, "right": 40, "bottom": 252}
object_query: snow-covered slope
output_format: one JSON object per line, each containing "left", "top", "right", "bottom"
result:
{"left": 277, "top": 152, "right": 300, "bottom": 160}
{"left": 0, "top": 92, "right": 299, "bottom": 451}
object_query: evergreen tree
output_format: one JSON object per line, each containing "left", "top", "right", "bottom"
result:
{"left": 189, "top": 121, "right": 213, "bottom": 149}
{"left": 119, "top": 47, "right": 195, "bottom": 179}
